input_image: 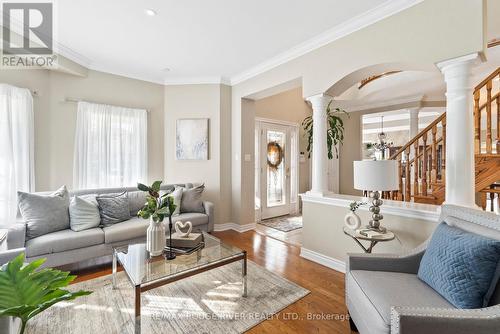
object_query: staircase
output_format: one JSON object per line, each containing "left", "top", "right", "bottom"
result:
{"left": 387, "top": 67, "right": 500, "bottom": 210}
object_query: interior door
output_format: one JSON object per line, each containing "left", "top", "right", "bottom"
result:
{"left": 260, "top": 122, "right": 291, "bottom": 219}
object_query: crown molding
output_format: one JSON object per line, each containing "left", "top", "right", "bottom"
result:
{"left": 164, "top": 76, "right": 231, "bottom": 86}
{"left": 2, "top": 0, "right": 423, "bottom": 87}
{"left": 229, "top": 0, "right": 424, "bottom": 85}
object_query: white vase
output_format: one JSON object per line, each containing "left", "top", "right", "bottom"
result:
{"left": 344, "top": 211, "right": 361, "bottom": 230}
{"left": 146, "top": 217, "right": 166, "bottom": 256}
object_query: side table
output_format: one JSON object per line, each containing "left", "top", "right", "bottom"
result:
{"left": 343, "top": 227, "right": 395, "bottom": 253}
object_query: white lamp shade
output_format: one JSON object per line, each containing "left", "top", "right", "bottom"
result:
{"left": 353, "top": 160, "right": 399, "bottom": 191}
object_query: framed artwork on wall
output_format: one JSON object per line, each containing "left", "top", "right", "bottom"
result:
{"left": 176, "top": 118, "right": 209, "bottom": 160}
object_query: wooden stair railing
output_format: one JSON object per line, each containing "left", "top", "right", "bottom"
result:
{"left": 388, "top": 113, "right": 446, "bottom": 203}
{"left": 474, "top": 67, "right": 500, "bottom": 154}
{"left": 387, "top": 67, "right": 500, "bottom": 206}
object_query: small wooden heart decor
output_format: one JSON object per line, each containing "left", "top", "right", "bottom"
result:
{"left": 174, "top": 221, "right": 192, "bottom": 238}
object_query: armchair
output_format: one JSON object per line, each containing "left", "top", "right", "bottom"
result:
{"left": 346, "top": 204, "right": 500, "bottom": 334}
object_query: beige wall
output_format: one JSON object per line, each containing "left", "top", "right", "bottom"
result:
{"left": 231, "top": 0, "right": 485, "bottom": 225}
{"left": 0, "top": 69, "right": 164, "bottom": 191}
{"left": 302, "top": 198, "right": 438, "bottom": 268}
{"left": 164, "top": 84, "right": 232, "bottom": 225}
{"left": 254, "top": 87, "right": 312, "bottom": 194}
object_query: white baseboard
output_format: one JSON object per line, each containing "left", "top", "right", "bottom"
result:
{"left": 213, "top": 222, "right": 256, "bottom": 233}
{"left": 300, "top": 247, "right": 346, "bottom": 273}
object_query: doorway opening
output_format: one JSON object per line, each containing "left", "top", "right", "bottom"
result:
{"left": 255, "top": 119, "right": 299, "bottom": 220}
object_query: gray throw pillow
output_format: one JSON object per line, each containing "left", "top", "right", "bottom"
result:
{"left": 96, "top": 192, "right": 131, "bottom": 227}
{"left": 179, "top": 184, "right": 205, "bottom": 213}
{"left": 69, "top": 195, "right": 101, "bottom": 232}
{"left": 169, "top": 187, "right": 183, "bottom": 216}
{"left": 127, "top": 191, "right": 147, "bottom": 217}
{"left": 18, "top": 186, "right": 70, "bottom": 240}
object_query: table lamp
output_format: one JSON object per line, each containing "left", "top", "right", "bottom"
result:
{"left": 353, "top": 160, "right": 398, "bottom": 232}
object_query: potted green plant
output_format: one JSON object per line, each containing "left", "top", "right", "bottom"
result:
{"left": 302, "top": 100, "right": 347, "bottom": 159}
{"left": 0, "top": 253, "right": 91, "bottom": 334}
{"left": 137, "top": 181, "right": 177, "bottom": 259}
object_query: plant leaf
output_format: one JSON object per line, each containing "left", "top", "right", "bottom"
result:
{"left": 0, "top": 253, "right": 92, "bottom": 324}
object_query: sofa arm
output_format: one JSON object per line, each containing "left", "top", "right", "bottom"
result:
{"left": 5, "top": 220, "right": 26, "bottom": 250}
{"left": 347, "top": 242, "right": 427, "bottom": 274}
{"left": 203, "top": 201, "right": 214, "bottom": 232}
{"left": 0, "top": 247, "right": 25, "bottom": 265}
{"left": 391, "top": 305, "right": 500, "bottom": 334}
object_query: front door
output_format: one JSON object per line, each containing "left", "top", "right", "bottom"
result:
{"left": 260, "top": 122, "right": 291, "bottom": 219}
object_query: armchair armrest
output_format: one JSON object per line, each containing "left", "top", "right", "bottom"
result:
{"left": 391, "top": 305, "right": 500, "bottom": 334}
{"left": 0, "top": 247, "right": 25, "bottom": 265}
{"left": 5, "top": 220, "right": 26, "bottom": 249}
{"left": 203, "top": 201, "right": 214, "bottom": 232}
{"left": 347, "top": 242, "right": 427, "bottom": 274}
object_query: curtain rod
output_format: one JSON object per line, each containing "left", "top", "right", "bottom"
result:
{"left": 62, "top": 98, "right": 149, "bottom": 112}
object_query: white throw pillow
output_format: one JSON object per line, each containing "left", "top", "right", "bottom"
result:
{"left": 69, "top": 195, "right": 101, "bottom": 231}
{"left": 169, "top": 188, "right": 183, "bottom": 216}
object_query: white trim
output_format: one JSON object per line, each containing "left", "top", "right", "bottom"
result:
{"left": 300, "top": 247, "right": 346, "bottom": 273}
{"left": 213, "top": 222, "right": 256, "bottom": 232}
{"left": 300, "top": 193, "right": 440, "bottom": 222}
{"left": 255, "top": 117, "right": 300, "bottom": 128}
{"left": 164, "top": 76, "right": 231, "bottom": 86}
{"left": 436, "top": 52, "right": 481, "bottom": 71}
{"left": 230, "top": 0, "right": 424, "bottom": 85}
{"left": 335, "top": 94, "right": 426, "bottom": 113}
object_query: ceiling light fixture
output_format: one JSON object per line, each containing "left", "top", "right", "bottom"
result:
{"left": 145, "top": 9, "right": 157, "bottom": 16}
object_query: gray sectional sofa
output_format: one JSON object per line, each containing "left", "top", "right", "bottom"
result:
{"left": 3, "top": 183, "right": 214, "bottom": 268}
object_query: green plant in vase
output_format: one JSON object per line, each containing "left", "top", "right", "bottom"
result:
{"left": 0, "top": 253, "right": 92, "bottom": 334}
{"left": 137, "top": 181, "right": 177, "bottom": 259}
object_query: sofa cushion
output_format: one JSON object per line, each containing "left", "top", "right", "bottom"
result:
{"left": 171, "top": 213, "right": 208, "bottom": 228}
{"left": 179, "top": 184, "right": 205, "bottom": 213}
{"left": 96, "top": 191, "right": 131, "bottom": 227}
{"left": 103, "top": 217, "right": 149, "bottom": 244}
{"left": 418, "top": 223, "right": 500, "bottom": 308}
{"left": 347, "top": 270, "right": 453, "bottom": 333}
{"left": 25, "top": 228, "right": 104, "bottom": 257}
{"left": 18, "top": 186, "right": 70, "bottom": 240}
{"left": 69, "top": 195, "right": 101, "bottom": 232}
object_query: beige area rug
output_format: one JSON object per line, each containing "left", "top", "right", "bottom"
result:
{"left": 259, "top": 215, "right": 303, "bottom": 232}
{"left": 27, "top": 261, "right": 309, "bottom": 334}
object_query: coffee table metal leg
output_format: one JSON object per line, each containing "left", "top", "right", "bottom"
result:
{"left": 242, "top": 251, "right": 247, "bottom": 297}
{"left": 112, "top": 249, "right": 117, "bottom": 289}
{"left": 135, "top": 286, "right": 141, "bottom": 333}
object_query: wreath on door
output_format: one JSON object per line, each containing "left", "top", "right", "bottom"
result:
{"left": 267, "top": 142, "right": 283, "bottom": 171}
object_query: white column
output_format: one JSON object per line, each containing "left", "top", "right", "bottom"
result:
{"left": 306, "top": 93, "right": 332, "bottom": 196}
{"left": 437, "top": 53, "right": 479, "bottom": 207}
{"left": 409, "top": 108, "right": 420, "bottom": 139}
{"left": 408, "top": 107, "right": 420, "bottom": 161}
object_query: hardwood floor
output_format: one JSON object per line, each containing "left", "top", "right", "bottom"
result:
{"left": 71, "top": 230, "right": 351, "bottom": 334}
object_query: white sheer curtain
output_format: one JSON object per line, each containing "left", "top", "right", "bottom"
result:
{"left": 0, "top": 84, "right": 35, "bottom": 226}
{"left": 73, "top": 101, "right": 147, "bottom": 189}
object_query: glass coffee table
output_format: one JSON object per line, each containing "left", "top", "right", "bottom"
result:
{"left": 112, "top": 233, "right": 247, "bottom": 332}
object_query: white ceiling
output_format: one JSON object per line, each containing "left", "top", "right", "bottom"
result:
{"left": 54, "top": 0, "right": 420, "bottom": 84}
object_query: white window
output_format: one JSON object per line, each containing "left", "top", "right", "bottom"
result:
{"left": 73, "top": 101, "right": 147, "bottom": 189}
{"left": 0, "top": 84, "right": 34, "bottom": 225}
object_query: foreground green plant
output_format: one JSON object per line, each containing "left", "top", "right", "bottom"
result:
{"left": 137, "top": 180, "right": 176, "bottom": 222}
{"left": 0, "top": 253, "right": 92, "bottom": 334}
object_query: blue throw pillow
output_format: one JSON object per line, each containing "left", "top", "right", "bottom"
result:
{"left": 418, "top": 223, "right": 500, "bottom": 309}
